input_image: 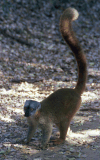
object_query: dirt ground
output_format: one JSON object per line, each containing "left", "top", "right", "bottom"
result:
{"left": 0, "top": 0, "right": 100, "bottom": 160}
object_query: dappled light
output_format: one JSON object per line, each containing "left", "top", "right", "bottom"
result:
{"left": 1, "top": 117, "right": 15, "bottom": 123}
{"left": 82, "top": 91, "right": 98, "bottom": 102}
{"left": 0, "top": 0, "right": 100, "bottom": 159}
{"left": 67, "top": 129, "right": 100, "bottom": 144}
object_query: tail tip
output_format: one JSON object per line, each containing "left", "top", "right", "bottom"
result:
{"left": 61, "top": 7, "right": 79, "bottom": 21}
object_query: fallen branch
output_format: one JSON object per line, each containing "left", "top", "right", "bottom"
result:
{"left": 0, "top": 27, "right": 33, "bottom": 47}
{"left": 10, "top": 78, "right": 43, "bottom": 83}
{"left": 80, "top": 108, "right": 100, "bottom": 112}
